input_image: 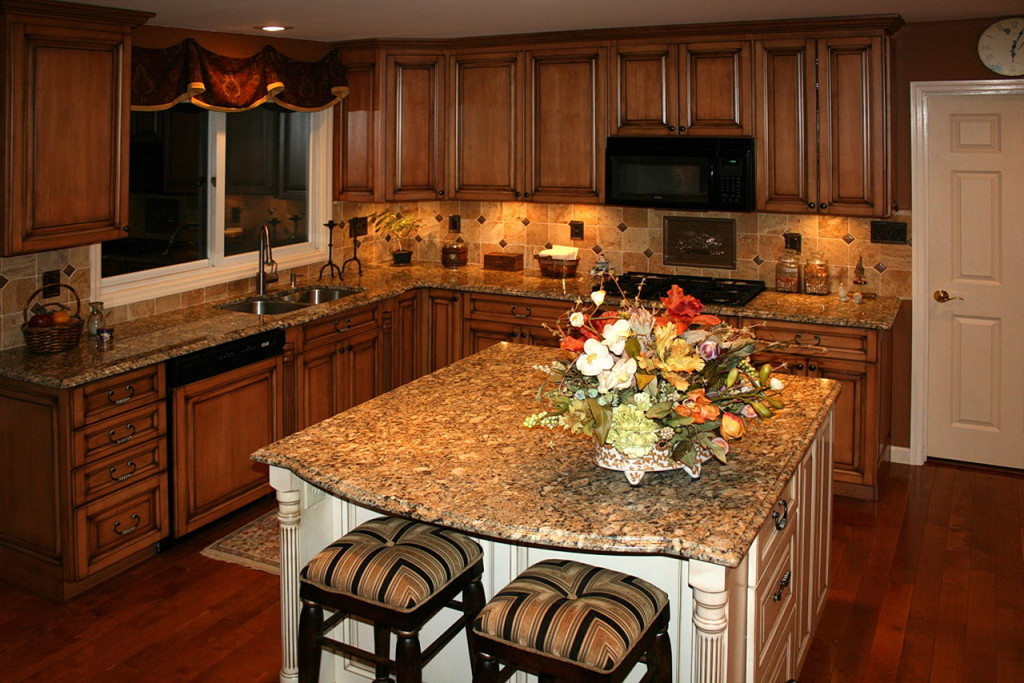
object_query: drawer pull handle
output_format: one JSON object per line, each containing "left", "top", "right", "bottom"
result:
{"left": 773, "top": 570, "right": 792, "bottom": 601}
{"left": 511, "top": 305, "right": 532, "bottom": 319}
{"left": 108, "top": 460, "right": 138, "bottom": 482}
{"left": 106, "top": 384, "right": 136, "bottom": 405}
{"left": 108, "top": 423, "right": 136, "bottom": 445}
{"left": 792, "top": 333, "right": 822, "bottom": 346}
{"left": 333, "top": 318, "right": 351, "bottom": 334}
{"left": 772, "top": 499, "right": 789, "bottom": 531}
{"left": 113, "top": 514, "right": 141, "bottom": 536}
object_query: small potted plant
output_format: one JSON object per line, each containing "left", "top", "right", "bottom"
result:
{"left": 370, "top": 210, "right": 421, "bottom": 266}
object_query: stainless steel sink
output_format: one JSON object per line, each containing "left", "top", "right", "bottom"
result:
{"left": 217, "top": 299, "right": 309, "bottom": 315}
{"left": 274, "top": 287, "right": 361, "bottom": 305}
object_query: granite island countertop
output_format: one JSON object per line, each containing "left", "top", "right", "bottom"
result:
{"left": 251, "top": 343, "right": 840, "bottom": 567}
{"left": 0, "top": 262, "right": 899, "bottom": 389}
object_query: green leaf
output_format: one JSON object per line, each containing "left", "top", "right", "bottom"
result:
{"left": 624, "top": 336, "right": 642, "bottom": 359}
{"left": 645, "top": 401, "right": 674, "bottom": 419}
{"left": 586, "top": 398, "right": 613, "bottom": 444}
{"left": 710, "top": 440, "right": 729, "bottom": 463}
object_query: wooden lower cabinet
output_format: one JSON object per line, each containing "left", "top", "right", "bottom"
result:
{"left": 462, "top": 292, "right": 564, "bottom": 354}
{"left": 749, "top": 318, "right": 891, "bottom": 500}
{"left": 424, "top": 288, "right": 465, "bottom": 372}
{"left": 170, "top": 356, "right": 281, "bottom": 537}
{"left": 0, "top": 365, "right": 168, "bottom": 601}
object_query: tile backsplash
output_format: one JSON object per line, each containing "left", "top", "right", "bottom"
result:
{"left": 0, "top": 203, "right": 912, "bottom": 350}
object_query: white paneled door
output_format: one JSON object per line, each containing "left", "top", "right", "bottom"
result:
{"left": 912, "top": 82, "right": 1024, "bottom": 469}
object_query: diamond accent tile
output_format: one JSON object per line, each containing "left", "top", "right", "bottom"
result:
{"left": 618, "top": 222, "right": 628, "bottom": 232}
{"left": 384, "top": 234, "right": 392, "bottom": 243}
{"left": 842, "top": 234, "right": 856, "bottom": 244}
{"left": 435, "top": 214, "right": 444, "bottom": 222}
{"left": 521, "top": 218, "right": 530, "bottom": 227}
{"left": 499, "top": 239, "right": 508, "bottom": 248}
{"left": 753, "top": 255, "right": 765, "bottom": 266}
{"left": 592, "top": 244, "right": 603, "bottom": 254}
{"left": 0, "top": 274, "right": 8, "bottom": 290}
{"left": 477, "top": 215, "right": 486, "bottom": 224}
{"left": 414, "top": 235, "right": 423, "bottom": 243}
{"left": 544, "top": 242, "right": 553, "bottom": 250}
{"left": 63, "top": 264, "right": 76, "bottom": 277}
{"left": 643, "top": 248, "right": 654, "bottom": 259}
{"left": 874, "top": 262, "right": 887, "bottom": 273}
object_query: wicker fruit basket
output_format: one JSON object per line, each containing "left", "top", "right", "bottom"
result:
{"left": 534, "top": 255, "right": 579, "bottom": 278}
{"left": 21, "top": 283, "right": 84, "bottom": 353}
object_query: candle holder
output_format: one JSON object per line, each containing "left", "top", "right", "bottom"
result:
{"left": 318, "top": 220, "right": 343, "bottom": 280}
{"left": 342, "top": 216, "right": 367, "bottom": 276}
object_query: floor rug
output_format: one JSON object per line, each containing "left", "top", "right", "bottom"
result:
{"left": 201, "top": 511, "right": 279, "bottom": 575}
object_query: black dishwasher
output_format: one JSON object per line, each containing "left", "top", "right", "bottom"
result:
{"left": 166, "top": 329, "right": 286, "bottom": 537}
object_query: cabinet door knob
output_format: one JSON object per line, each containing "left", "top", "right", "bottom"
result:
{"left": 678, "top": 125, "right": 687, "bottom": 132}
{"left": 337, "top": 346, "right": 346, "bottom": 354}
{"left": 819, "top": 202, "right": 828, "bottom": 210}
{"left": 668, "top": 125, "right": 676, "bottom": 132}
{"left": 807, "top": 363, "right": 817, "bottom": 372}
{"left": 807, "top": 202, "right": 816, "bottom": 209}
{"left": 793, "top": 363, "right": 804, "bottom": 371}
{"left": 523, "top": 192, "right": 531, "bottom": 199}
{"left": 438, "top": 189, "right": 445, "bottom": 196}
{"left": 449, "top": 295, "right": 459, "bottom": 302}
{"left": 772, "top": 499, "right": 789, "bottom": 530}
{"left": 514, "top": 191, "right": 521, "bottom": 198}
{"left": 121, "top": 225, "right": 130, "bottom": 232}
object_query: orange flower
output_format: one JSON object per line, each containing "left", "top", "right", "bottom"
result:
{"left": 560, "top": 335, "right": 585, "bottom": 352}
{"left": 720, "top": 412, "right": 746, "bottom": 440}
{"left": 673, "top": 388, "right": 721, "bottom": 424}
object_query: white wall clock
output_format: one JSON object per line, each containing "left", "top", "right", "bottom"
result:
{"left": 978, "top": 17, "right": 1024, "bottom": 76}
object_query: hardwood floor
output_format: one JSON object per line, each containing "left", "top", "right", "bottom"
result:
{"left": 1, "top": 462, "right": 1021, "bottom": 682}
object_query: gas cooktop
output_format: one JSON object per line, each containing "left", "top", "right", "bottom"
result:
{"left": 602, "top": 272, "right": 766, "bottom": 307}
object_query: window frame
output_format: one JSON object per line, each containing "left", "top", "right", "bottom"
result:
{"left": 90, "top": 108, "right": 332, "bottom": 308}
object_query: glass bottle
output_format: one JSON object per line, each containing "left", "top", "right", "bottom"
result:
{"left": 440, "top": 232, "right": 468, "bottom": 269}
{"left": 87, "top": 302, "right": 106, "bottom": 336}
{"left": 775, "top": 252, "right": 801, "bottom": 293}
{"left": 802, "top": 251, "right": 830, "bottom": 295}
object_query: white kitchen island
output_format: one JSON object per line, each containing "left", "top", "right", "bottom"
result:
{"left": 253, "top": 343, "right": 838, "bottom": 682}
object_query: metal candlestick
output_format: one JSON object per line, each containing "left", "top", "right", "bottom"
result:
{"left": 318, "top": 220, "right": 343, "bottom": 281}
{"left": 341, "top": 217, "right": 367, "bottom": 276}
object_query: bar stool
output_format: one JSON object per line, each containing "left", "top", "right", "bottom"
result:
{"left": 298, "top": 516, "right": 485, "bottom": 683}
{"left": 472, "top": 559, "right": 671, "bottom": 682}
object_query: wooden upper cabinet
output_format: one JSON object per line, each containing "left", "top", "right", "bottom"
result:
{"left": 754, "top": 39, "right": 817, "bottom": 213}
{"left": 448, "top": 50, "right": 523, "bottom": 201}
{"left": 611, "top": 40, "right": 751, "bottom": 137}
{"left": 385, "top": 52, "right": 446, "bottom": 201}
{"left": 525, "top": 46, "right": 606, "bottom": 203}
{"left": 817, "top": 36, "right": 888, "bottom": 217}
{"left": 755, "top": 35, "right": 890, "bottom": 217}
{"left": 334, "top": 49, "right": 379, "bottom": 202}
{"left": 0, "top": 3, "right": 151, "bottom": 256}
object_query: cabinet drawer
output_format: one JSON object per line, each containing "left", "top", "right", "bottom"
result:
{"left": 73, "top": 474, "right": 169, "bottom": 579}
{"left": 73, "top": 438, "right": 167, "bottom": 506}
{"left": 756, "top": 476, "right": 798, "bottom": 567}
{"left": 464, "top": 293, "right": 567, "bottom": 325}
{"left": 747, "top": 319, "right": 876, "bottom": 362}
{"left": 304, "top": 305, "right": 378, "bottom": 345}
{"left": 73, "top": 365, "right": 165, "bottom": 428}
{"left": 755, "top": 537, "right": 797, "bottom": 661}
{"left": 72, "top": 401, "right": 167, "bottom": 467}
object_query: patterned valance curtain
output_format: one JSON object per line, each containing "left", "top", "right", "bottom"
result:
{"left": 131, "top": 39, "right": 348, "bottom": 112}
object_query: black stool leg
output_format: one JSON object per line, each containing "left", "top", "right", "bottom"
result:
{"left": 394, "top": 629, "right": 423, "bottom": 683}
{"left": 373, "top": 624, "right": 391, "bottom": 682}
{"left": 646, "top": 622, "right": 673, "bottom": 682}
{"left": 473, "top": 650, "right": 501, "bottom": 682}
{"left": 298, "top": 598, "right": 324, "bottom": 683}
{"left": 463, "top": 577, "right": 486, "bottom": 664}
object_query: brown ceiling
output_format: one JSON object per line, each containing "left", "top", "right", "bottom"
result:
{"left": 64, "top": 0, "right": 1020, "bottom": 42}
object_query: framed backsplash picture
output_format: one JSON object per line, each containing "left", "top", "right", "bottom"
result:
{"left": 663, "top": 216, "right": 737, "bottom": 269}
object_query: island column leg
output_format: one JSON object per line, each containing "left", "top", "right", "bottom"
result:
{"left": 688, "top": 559, "right": 730, "bottom": 683}
{"left": 270, "top": 466, "right": 302, "bottom": 683}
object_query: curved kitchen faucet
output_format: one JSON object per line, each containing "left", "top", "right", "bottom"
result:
{"left": 258, "top": 223, "right": 278, "bottom": 296}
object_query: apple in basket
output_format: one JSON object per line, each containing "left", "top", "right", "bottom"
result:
{"left": 27, "top": 312, "right": 53, "bottom": 327}
{"left": 51, "top": 310, "right": 72, "bottom": 325}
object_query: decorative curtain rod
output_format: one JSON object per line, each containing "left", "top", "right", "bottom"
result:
{"left": 131, "top": 39, "right": 348, "bottom": 113}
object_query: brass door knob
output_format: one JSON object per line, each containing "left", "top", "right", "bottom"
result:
{"left": 933, "top": 289, "right": 964, "bottom": 303}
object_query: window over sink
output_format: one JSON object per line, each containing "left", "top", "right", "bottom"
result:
{"left": 90, "top": 105, "right": 331, "bottom": 308}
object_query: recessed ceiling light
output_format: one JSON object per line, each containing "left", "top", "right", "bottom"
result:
{"left": 257, "top": 25, "right": 292, "bottom": 32}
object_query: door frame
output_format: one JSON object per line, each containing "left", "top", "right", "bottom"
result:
{"left": 909, "top": 79, "right": 1024, "bottom": 466}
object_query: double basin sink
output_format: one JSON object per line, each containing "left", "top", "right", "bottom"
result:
{"left": 216, "top": 286, "right": 362, "bottom": 315}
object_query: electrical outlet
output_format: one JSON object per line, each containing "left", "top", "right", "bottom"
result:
{"left": 303, "top": 481, "right": 326, "bottom": 509}
{"left": 349, "top": 216, "right": 368, "bottom": 238}
{"left": 870, "top": 220, "right": 908, "bottom": 244}
{"left": 783, "top": 232, "right": 802, "bottom": 253}
{"left": 42, "top": 270, "right": 61, "bottom": 298}
{"left": 449, "top": 214, "right": 461, "bottom": 233}
{"left": 569, "top": 221, "right": 585, "bottom": 240}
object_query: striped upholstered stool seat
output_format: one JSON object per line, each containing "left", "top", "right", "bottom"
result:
{"left": 299, "top": 517, "right": 485, "bottom": 683}
{"left": 472, "top": 559, "right": 671, "bottom": 682}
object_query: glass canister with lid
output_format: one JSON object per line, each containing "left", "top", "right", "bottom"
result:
{"left": 802, "top": 251, "right": 830, "bottom": 295}
{"left": 775, "top": 252, "right": 801, "bottom": 293}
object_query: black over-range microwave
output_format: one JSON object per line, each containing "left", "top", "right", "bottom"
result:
{"left": 605, "top": 136, "right": 755, "bottom": 212}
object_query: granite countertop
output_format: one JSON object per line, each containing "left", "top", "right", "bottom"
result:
{"left": 0, "top": 262, "right": 900, "bottom": 389}
{"left": 252, "top": 343, "right": 840, "bottom": 567}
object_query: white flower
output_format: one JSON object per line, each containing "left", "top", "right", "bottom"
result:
{"left": 598, "top": 356, "right": 637, "bottom": 393}
{"left": 601, "top": 318, "right": 632, "bottom": 355}
{"left": 569, "top": 311, "right": 585, "bottom": 327}
{"left": 769, "top": 377, "right": 786, "bottom": 391}
{"left": 576, "top": 338, "right": 614, "bottom": 376}
{"left": 590, "top": 289, "right": 606, "bottom": 307}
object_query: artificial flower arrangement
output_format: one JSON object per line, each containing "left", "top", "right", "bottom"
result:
{"left": 525, "top": 282, "right": 787, "bottom": 481}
